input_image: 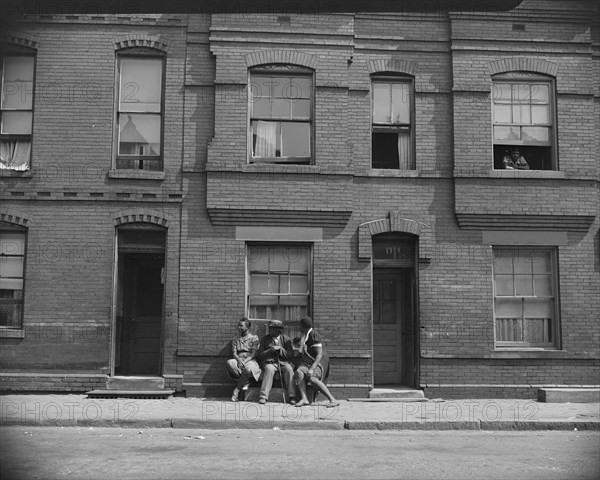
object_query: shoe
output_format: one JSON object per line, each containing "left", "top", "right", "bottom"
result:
{"left": 258, "top": 397, "right": 267, "bottom": 404}
{"left": 242, "top": 383, "right": 250, "bottom": 391}
{"left": 289, "top": 398, "right": 296, "bottom": 405}
{"left": 231, "top": 388, "right": 239, "bottom": 402}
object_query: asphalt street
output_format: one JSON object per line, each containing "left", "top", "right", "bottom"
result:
{"left": 1, "top": 427, "right": 598, "bottom": 480}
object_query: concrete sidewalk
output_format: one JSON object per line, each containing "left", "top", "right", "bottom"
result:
{"left": 1, "top": 394, "right": 598, "bottom": 431}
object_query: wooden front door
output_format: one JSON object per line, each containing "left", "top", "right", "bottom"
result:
{"left": 373, "top": 268, "right": 415, "bottom": 385}
{"left": 120, "top": 254, "right": 163, "bottom": 375}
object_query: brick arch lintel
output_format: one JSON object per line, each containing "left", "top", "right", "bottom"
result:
{"left": 0, "top": 211, "right": 30, "bottom": 228}
{"left": 113, "top": 209, "right": 171, "bottom": 228}
{"left": 114, "top": 34, "right": 168, "bottom": 52}
{"left": 245, "top": 50, "right": 318, "bottom": 69}
{"left": 488, "top": 57, "right": 558, "bottom": 77}
{"left": 358, "top": 212, "right": 431, "bottom": 261}
{"left": 367, "top": 59, "right": 418, "bottom": 76}
{"left": 1, "top": 30, "right": 39, "bottom": 50}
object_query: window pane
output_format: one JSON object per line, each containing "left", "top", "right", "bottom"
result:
{"left": 248, "top": 246, "right": 269, "bottom": 270}
{"left": 252, "top": 97, "right": 272, "bottom": 118}
{"left": 291, "top": 99, "right": 311, "bottom": 120}
{"left": 515, "top": 275, "right": 533, "bottom": 296}
{"left": 531, "top": 84, "right": 549, "bottom": 103}
{"left": 391, "top": 83, "right": 410, "bottom": 124}
{"left": 118, "top": 114, "right": 161, "bottom": 156}
{"left": 271, "top": 98, "right": 290, "bottom": 119}
{"left": 514, "top": 84, "right": 530, "bottom": 102}
{"left": 520, "top": 105, "right": 531, "bottom": 124}
{"left": 120, "top": 58, "right": 162, "bottom": 113}
{"left": 0, "top": 233, "right": 25, "bottom": 255}
{"left": 493, "top": 253, "right": 513, "bottom": 274}
{"left": 493, "top": 126, "right": 519, "bottom": 141}
{"left": 492, "top": 83, "right": 511, "bottom": 102}
{"left": 493, "top": 105, "right": 511, "bottom": 124}
{"left": 524, "top": 298, "right": 552, "bottom": 317}
{"left": 0, "top": 256, "right": 23, "bottom": 277}
{"left": 494, "top": 297, "right": 521, "bottom": 317}
{"left": 533, "top": 275, "right": 552, "bottom": 296}
{"left": 514, "top": 254, "right": 532, "bottom": 273}
{"left": 373, "top": 83, "right": 391, "bottom": 123}
{"left": 278, "top": 274, "right": 290, "bottom": 294}
{"left": 524, "top": 318, "right": 550, "bottom": 343}
{"left": 252, "top": 76, "right": 279, "bottom": 98}
{"left": 521, "top": 126, "right": 549, "bottom": 142}
{"left": 495, "top": 275, "right": 514, "bottom": 296}
{"left": 1, "top": 111, "right": 32, "bottom": 134}
{"left": 0, "top": 278, "right": 24, "bottom": 290}
{"left": 289, "top": 275, "right": 308, "bottom": 294}
{"left": 250, "top": 274, "right": 279, "bottom": 294}
{"left": 269, "top": 247, "right": 288, "bottom": 271}
{"left": 531, "top": 106, "right": 549, "bottom": 124}
{"left": 287, "top": 247, "right": 309, "bottom": 271}
{"left": 249, "top": 294, "right": 278, "bottom": 306}
{"left": 512, "top": 105, "right": 521, "bottom": 124}
{"left": 531, "top": 250, "right": 551, "bottom": 273}
{"left": 291, "top": 77, "right": 311, "bottom": 99}
{"left": 1, "top": 57, "right": 34, "bottom": 110}
{"left": 281, "top": 122, "right": 310, "bottom": 157}
{"left": 279, "top": 295, "right": 308, "bottom": 306}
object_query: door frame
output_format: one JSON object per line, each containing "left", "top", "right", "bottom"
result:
{"left": 371, "top": 233, "right": 420, "bottom": 388}
{"left": 110, "top": 225, "right": 166, "bottom": 377}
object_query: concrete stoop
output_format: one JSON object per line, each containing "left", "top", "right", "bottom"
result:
{"left": 349, "top": 387, "right": 427, "bottom": 402}
{"left": 538, "top": 388, "right": 600, "bottom": 403}
{"left": 86, "top": 376, "right": 175, "bottom": 399}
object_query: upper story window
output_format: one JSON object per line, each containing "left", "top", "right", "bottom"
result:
{"left": 249, "top": 65, "right": 313, "bottom": 164}
{"left": 492, "top": 247, "right": 559, "bottom": 349}
{"left": 1, "top": 48, "right": 35, "bottom": 171}
{"left": 492, "top": 74, "right": 556, "bottom": 170}
{"left": 0, "top": 226, "right": 26, "bottom": 330}
{"left": 115, "top": 50, "right": 165, "bottom": 171}
{"left": 371, "top": 76, "right": 414, "bottom": 170}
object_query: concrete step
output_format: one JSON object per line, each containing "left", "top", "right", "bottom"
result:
{"left": 107, "top": 376, "right": 165, "bottom": 391}
{"left": 368, "top": 387, "right": 426, "bottom": 400}
{"left": 538, "top": 388, "right": 600, "bottom": 403}
{"left": 87, "top": 389, "right": 174, "bottom": 399}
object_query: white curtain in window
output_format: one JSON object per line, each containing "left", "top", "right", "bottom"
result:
{"left": 255, "top": 121, "right": 277, "bottom": 157}
{"left": 397, "top": 133, "right": 411, "bottom": 169}
{"left": 0, "top": 141, "right": 31, "bottom": 170}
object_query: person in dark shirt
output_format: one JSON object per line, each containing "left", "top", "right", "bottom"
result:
{"left": 256, "top": 320, "right": 295, "bottom": 404}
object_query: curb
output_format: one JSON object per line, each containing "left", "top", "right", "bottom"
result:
{"left": 2, "top": 419, "right": 598, "bottom": 430}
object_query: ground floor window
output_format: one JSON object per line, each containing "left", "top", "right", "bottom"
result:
{"left": 492, "top": 247, "right": 559, "bottom": 348}
{"left": 0, "top": 226, "right": 26, "bottom": 328}
{"left": 247, "top": 244, "right": 311, "bottom": 322}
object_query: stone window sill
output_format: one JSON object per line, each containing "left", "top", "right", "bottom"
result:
{"left": 0, "top": 170, "right": 33, "bottom": 178}
{"left": 108, "top": 169, "right": 165, "bottom": 180}
{"left": 491, "top": 349, "right": 567, "bottom": 359}
{"left": 0, "top": 328, "right": 25, "bottom": 338}
{"left": 489, "top": 170, "right": 565, "bottom": 179}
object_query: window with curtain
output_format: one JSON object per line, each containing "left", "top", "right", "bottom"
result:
{"left": 1, "top": 53, "right": 35, "bottom": 171}
{"left": 247, "top": 244, "right": 311, "bottom": 322}
{"left": 371, "top": 77, "right": 414, "bottom": 169}
{"left": 0, "top": 227, "right": 26, "bottom": 329}
{"left": 116, "top": 51, "right": 165, "bottom": 171}
{"left": 249, "top": 65, "right": 313, "bottom": 164}
{"left": 492, "top": 247, "right": 559, "bottom": 348}
{"left": 492, "top": 74, "right": 556, "bottom": 170}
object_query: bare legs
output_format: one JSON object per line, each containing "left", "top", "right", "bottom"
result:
{"left": 294, "top": 368, "right": 339, "bottom": 407}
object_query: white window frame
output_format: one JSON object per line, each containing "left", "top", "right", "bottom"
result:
{"left": 1, "top": 50, "right": 36, "bottom": 171}
{"left": 371, "top": 75, "right": 415, "bottom": 170}
{"left": 248, "top": 65, "right": 314, "bottom": 165}
{"left": 245, "top": 243, "right": 312, "bottom": 325}
{"left": 0, "top": 226, "right": 27, "bottom": 330}
{"left": 114, "top": 49, "right": 165, "bottom": 171}
{"left": 492, "top": 246, "right": 560, "bottom": 349}
{"left": 491, "top": 73, "right": 557, "bottom": 170}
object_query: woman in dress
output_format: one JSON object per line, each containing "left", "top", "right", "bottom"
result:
{"left": 225, "top": 317, "right": 261, "bottom": 401}
{"left": 293, "top": 316, "right": 339, "bottom": 408}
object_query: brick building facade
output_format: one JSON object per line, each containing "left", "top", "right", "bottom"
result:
{"left": 1, "top": 0, "right": 598, "bottom": 398}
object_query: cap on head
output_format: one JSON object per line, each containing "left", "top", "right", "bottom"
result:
{"left": 268, "top": 319, "right": 284, "bottom": 329}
